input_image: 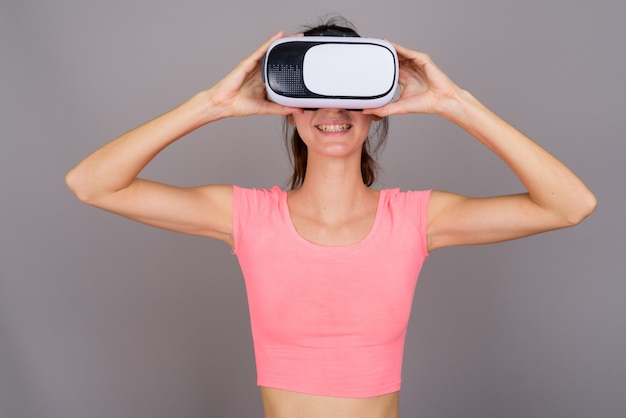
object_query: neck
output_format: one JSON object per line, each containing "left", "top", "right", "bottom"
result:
{"left": 291, "top": 153, "right": 374, "bottom": 216}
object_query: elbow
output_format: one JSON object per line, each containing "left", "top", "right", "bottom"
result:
{"left": 563, "top": 189, "right": 598, "bottom": 227}
{"left": 65, "top": 168, "right": 95, "bottom": 204}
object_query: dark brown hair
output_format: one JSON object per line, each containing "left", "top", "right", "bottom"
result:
{"left": 283, "top": 16, "right": 390, "bottom": 189}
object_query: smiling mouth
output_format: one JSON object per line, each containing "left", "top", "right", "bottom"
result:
{"left": 316, "top": 124, "right": 352, "bottom": 133}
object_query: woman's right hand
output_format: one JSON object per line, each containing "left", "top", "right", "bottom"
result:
{"left": 204, "top": 32, "right": 303, "bottom": 119}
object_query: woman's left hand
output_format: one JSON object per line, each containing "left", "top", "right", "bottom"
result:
{"left": 363, "top": 42, "right": 461, "bottom": 118}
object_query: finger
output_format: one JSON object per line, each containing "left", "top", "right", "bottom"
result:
{"left": 254, "top": 31, "right": 284, "bottom": 58}
{"left": 239, "top": 31, "right": 285, "bottom": 72}
{"left": 363, "top": 104, "right": 396, "bottom": 118}
{"left": 364, "top": 96, "right": 421, "bottom": 117}
{"left": 391, "top": 42, "right": 433, "bottom": 67}
{"left": 258, "top": 102, "right": 303, "bottom": 116}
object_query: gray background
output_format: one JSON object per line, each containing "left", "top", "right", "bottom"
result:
{"left": 1, "top": 0, "right": 624, "bottom": 417}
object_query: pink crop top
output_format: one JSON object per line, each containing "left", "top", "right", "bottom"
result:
{"left": 232, "top": 186, "right": 430, "bottom": 398}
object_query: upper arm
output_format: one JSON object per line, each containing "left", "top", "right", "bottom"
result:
{"left": 83, "top": 179, "right": 234, "bottom": 244}
{"left": 426, "top": 190, "right": 570, "bottom": 252}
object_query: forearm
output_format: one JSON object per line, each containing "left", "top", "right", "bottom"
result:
{"left": 66, "top": 91, "right": 220, "bottom": 202}
{"left": 442, "top": 90, "right": 596, "bottom": 224}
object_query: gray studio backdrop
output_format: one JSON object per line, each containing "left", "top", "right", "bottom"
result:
{"left": 1, "top": 1, "right": 624, "bottom": 417}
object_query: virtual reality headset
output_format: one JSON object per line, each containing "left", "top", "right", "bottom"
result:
{"left": 262, "top": 36, "right": 399, "bottom": 109}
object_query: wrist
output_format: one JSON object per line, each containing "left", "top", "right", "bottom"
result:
{"left": 195, "top": 89, "right": 233, "bottom": 124}
{"left": 438, "top": 88, "right": 479, "bottom": 123}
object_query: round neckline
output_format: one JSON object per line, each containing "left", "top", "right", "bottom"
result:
{"left": 279, "top": 188, "right": 385, "bottom": 251}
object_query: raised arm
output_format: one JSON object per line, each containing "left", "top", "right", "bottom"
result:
{"left": 65, "top": 32, "right": 301, "bottom": 245}
{"left": 365, "top": 43, "right": 597, "bottom": 252}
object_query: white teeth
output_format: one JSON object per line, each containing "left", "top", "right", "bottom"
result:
{"left": 316, "top": 124, "right": 351, "bottom": 132}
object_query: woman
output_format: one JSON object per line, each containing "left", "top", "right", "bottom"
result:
{"left": 66, "top": 19, "right": 596, "bottom": 418}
